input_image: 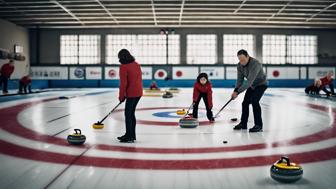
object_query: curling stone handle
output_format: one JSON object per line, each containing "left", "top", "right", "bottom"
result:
{"left": 74, "top": 129, "right": 81, "bottom": 135}
{"left": 279, "top": 156, "right": 291, "bottom": 166}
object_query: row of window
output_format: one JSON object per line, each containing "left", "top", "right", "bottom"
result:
{"left": 60, "top": 34, "right": 317, "bottom": 65}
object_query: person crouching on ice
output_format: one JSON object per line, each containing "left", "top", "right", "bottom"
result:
{"left": 305, "top": 79, "right": 322, "bottom": 95}
{"left": 320, "top": 71, "right": 335, "bottom": 96}
{"left": 192, "top": 73, "right": 215, "bottom": 123}
{"left": 149, "top": 80, "right": 159, "bottom": 90}
{"left": 18, "top": 75, "right": 32, "bottom": 94}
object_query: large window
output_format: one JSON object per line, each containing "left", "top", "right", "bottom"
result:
{"left": 263, "top": 35, "right": 286, "bottom": 64}
{"left": 187, "top": 34, "right": 217, "bottom": 64}
{"left": 60, "top": 35, "right": 78, "bottom": 64}
{"left": 78, "top": 35, "right": 101, "bottom": 64}
{"left": 60, "top": 35, "right": 100, "bottom": 64}
{"left": 106, "top": 34, "right": 180, "bottom": 64}
{"left": 223, "top": 34, "right": 255, "bottom": 64}
{"left": 106, "top": 35, "right": 137, "bottom": 64}
{"left": 263, "top": 35, "right": 317, "bottom": 64}
{"left": 287, "top": 35, "right": 317, "bottom": 64}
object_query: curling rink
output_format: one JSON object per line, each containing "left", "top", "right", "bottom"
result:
{"left": 0, "top": 88, "right": 335, "bottom": 189}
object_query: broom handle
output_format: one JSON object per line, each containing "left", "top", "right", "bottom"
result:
{"left": 99, "top": 101, "right": 123, "bottom": 123}
{"left": 183, "top": 102, "right": 194, "bottom": 119}
{"left": 214, "top": 98, "right": 232, "bottom": 118}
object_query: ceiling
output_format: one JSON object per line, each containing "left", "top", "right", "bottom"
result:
{"left": 0, "top": 0, "right": 336, "bottom": 28}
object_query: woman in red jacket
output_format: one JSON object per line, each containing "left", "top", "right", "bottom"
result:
{"left": 117, "top": 49, "right": 143, "bottom": 143}
{"left": 320, "top": 71, "right": 335, "bottom": 96}
{"left": 193, "top": 73, "right": 215, "bottom": 123}
{"left": 0, "top": 59, "right": 15, "bottom": 95}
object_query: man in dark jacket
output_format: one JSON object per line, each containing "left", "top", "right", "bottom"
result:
{"left": 231, "top": 50, "right": 267, "bottom": 132}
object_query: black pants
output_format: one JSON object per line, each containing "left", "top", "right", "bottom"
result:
{"left": 0, "top": 75, "right": 9, "bottom": 93}
{"left": 193, "top": 92, "right": 213, "bottom": 120}
{"left": 19, "top": 82, "right": 32, "bottom": 94}
{"left": 241, "top": 85, "right": 267, "bottom": 127}
{"left": 124, "top": 97, "right": 141, "bottom": 139}
{"left": 322, "top": 84, "right": 335, "bottom": 95}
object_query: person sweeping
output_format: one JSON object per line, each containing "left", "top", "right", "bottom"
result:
{"left": 117, "top": 49, "right": 143, "bottom": 143}
{"left": 231, "top": 49, "right": 267, "bottom": 132}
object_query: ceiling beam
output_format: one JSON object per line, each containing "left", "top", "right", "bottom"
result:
{"left": 178, "top": 0, "right": 185, "bottom": 25}
{"left": 233, "top": 0, "right": 247, "bottom": 14}
{"left": 95, "top": 0, "right": 119, "bottom": 24}
{"left": 306, "top": 2, "right": 336, "bottom": 21}
{"left": 267, "top": 0, "right": 292, "bottom": 21}
{"left": 150, "top": 0, "right": 157, "bottom": 25}
{"left": 51, "top": 0, "right": 85, "bottom": 25}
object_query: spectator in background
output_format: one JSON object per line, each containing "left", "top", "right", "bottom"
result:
{"left": 0, "top": 59, "right": 15, "bottom": 95}
{"left": 149, "top": 80, "right": 159, "bottom": 90}
{"left": 18, "top": 75, "right": 32, "bottom": 94}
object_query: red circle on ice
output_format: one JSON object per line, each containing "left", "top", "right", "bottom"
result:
{"left": 0, "top": 98, "right": 336, "bottom": 170}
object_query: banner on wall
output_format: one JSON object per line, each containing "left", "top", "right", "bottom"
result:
{"left": 308, "top": 67, "right": 335, "bottom": 79}
{"left": 300, "top": 67, "right": 307, "bottom": 79}
{"left": 86, "top": 67, "right": 102, "bottom": 80}
{"left": 267, "top": 67, "right": 300, "bottom": 79}
{"left": 31, "top": 67, "right": 68, "bottom": 80}
{"left": 172, "top": 67, "right": 199, "bottom": 80}
{"left": 104, "top": 67, "right": 119, "bottom": 80}
{"left": 226, "top": 67, "right": 237, "bottom": 79}
{"left": 154, "top": 68, "right": 168, "bottom": 80}
{"left": 141, "top": 67, "right": 152, "bottom": 80}
{"left": 200, "top": 67, "right": 224, "bottom": 79}
{"left": 70, "top": 67, "right": 85, "bottom": 80}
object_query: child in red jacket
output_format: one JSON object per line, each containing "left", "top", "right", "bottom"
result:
{"left": 193, "top": 73, "right": 215, "bottom": 123}
{"left": 19, "top": 75, "right": 32, "bottom": 94}
{"left": 117, "top": 49, "right": 143, "bottom": 143}
{"left": 0, "top": 59, "right": 15, "bottom": 94}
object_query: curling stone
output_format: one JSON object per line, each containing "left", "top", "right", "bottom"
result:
{"left": 270, "top": 156, "right": 303, "bottom": 183}
{"left": 176, "top": 109, "right": 187, "bottom": 115}
{"left": 179, "top": 115, "right": 199, "bottom": 128}
{"left": 92, "top": 122, "right": 104, "bottom": 129}
{"left": 67, "top": 129, "right": 86, "bottom": 145}
{"left": 162, "top": 91, "right": 173, "bottom": 98}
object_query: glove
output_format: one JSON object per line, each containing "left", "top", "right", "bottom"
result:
{"left": 119, "top": 97, "right": 126, "bottom": 103}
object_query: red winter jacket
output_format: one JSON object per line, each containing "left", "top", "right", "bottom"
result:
{"left": 320, "top": 76, "right": 333, "bottom": 87}
{"left": 119, "top": 61, "right": 143, "bottom": 101}
{"left": 193, "top": 82, "right": 213, "bottom": 108}
{"left": 0, "top": 63, "right": 15, "bottom": 78}
{"left": 20, "top": 75, "right": 32, "bottom": 85}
